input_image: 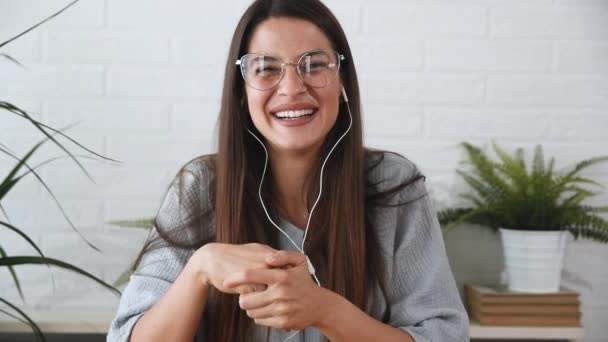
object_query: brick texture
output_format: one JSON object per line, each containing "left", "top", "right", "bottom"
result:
{"left": 1, "top": 0, "right": 607, "bottom": 339}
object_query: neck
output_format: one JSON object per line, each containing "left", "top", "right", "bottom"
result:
{"left": 268, "top": 147, "right": 319, "bottom": 229}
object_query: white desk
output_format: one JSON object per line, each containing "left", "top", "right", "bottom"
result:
{"left": 0, "top": 308, "right": 114, "bottom": 334}
{"left": 470, "top": 320, "right": 584, "bottom": 341}
{"left": 0, "top": 309, "right": 585, "bottom": 341}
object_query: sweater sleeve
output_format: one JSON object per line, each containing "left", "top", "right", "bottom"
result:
{"left": 374, "top": 154, "right": 469, "bottom": 341}
{"left": 106, "top": 159, "right": 212, "bottom": 342}
{"left": 105, "top": 245, "right": 193, "bottom": 342}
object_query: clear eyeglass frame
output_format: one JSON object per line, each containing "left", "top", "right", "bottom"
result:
{"left": 235, "top": 49, "right": 345, "bottom": 91}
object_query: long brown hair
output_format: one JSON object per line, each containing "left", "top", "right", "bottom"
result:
{"left": 138, "top": 1, "right": 425, "bottom": 341}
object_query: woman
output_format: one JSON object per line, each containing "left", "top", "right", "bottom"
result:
{"left": 107, "top": 0, "right": 469, "bottom": 341}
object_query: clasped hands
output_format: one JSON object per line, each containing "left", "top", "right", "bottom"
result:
{"left": 194, "top": 243, "right": 333, "bottom": 331}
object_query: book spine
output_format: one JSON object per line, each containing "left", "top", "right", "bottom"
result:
{"left": 475, "top": 303, "right": 580, "bottom": 315}
{"left": 477, "top": 314, "right": 581, "bottom": 327}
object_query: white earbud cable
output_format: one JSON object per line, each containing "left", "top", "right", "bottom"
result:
{"left": 245, "top": 88, "right": 352, "bottom": 342}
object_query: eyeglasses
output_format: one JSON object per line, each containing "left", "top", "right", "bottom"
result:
{"left": 235, "top": 49, "right": 345, "bottom": 91}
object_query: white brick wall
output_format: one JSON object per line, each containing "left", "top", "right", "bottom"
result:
{"left": 1, "top": 0, "right": 607, "bottom": 340}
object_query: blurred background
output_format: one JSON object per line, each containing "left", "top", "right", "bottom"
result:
{"left": 1, "top": 0, "right": 607, "bottom": 340}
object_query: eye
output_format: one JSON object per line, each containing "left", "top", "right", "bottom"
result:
{"left": 300, "top": 61, "right": 328, "bottom": 75}
{"left": 255, "top": 66, "right": 281, "bottom": 76}
{"left": 300, "top": 51, "right": 334, "bottom": 73}
{"left": 310, "top": 61, "right": 328, "bottom": 69}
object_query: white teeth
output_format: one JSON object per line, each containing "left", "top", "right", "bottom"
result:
{"left": 274, "top": 109, "right": 315, "bottom": 119}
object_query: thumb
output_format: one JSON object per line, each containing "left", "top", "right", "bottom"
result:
{"left": 266, "top": 250, "right": 307, "bottom": 268}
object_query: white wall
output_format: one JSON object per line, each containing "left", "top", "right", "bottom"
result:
{"left": 1, "top": 0, "right": 607, "bottom": 340}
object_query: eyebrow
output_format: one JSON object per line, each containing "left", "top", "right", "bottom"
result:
{"left": 250, "top": 55, "right": 280, "bottom": 62}
{"left": 248, "top": 49, "right": 329, "bottom": 60}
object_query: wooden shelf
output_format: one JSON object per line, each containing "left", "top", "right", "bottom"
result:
{"left": 0, "top": 309, "right": 585, "bottom": 341}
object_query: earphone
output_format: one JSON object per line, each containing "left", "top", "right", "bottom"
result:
{"left": 341, "top": 85, "right": 349, "bottom": 103}
{"left": 245, "top": 86, "right": 352, "bottom": 342}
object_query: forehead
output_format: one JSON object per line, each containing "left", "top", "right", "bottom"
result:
{"left": 247, "top": 17, "right": 334, "bottom": 59}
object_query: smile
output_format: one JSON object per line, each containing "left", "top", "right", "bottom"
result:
{"left": 272, "top": 109, "right": 317, "bottom": 120}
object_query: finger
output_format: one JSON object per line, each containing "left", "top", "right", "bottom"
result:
{"left": 225, "top": 284, "right": 255, "bottom": 295}
{"left": 224, "top": 268, "right": 288, "bottom": 288}
{"left": 245, "top": 302, "right": 288, "bottom": 319}
{"left": 245, "top": 242, "right": 277, "bottom": 253}
{"left": 229, "top": 244, "right": 277, "bottom": 268}
{"left": 266, "top": 251, "right": 307, "bottom": 268}
{"left": 239, "top": 290, "right": 275, "bottom": 310}
{"left": 239, "top": 285, "right": 256, "bottom": 295}
{"left": 254, "top": 284, "right": 268, "bottom": 292}
{"left": 243, "top": 243, "right": 278, "bottom": 260}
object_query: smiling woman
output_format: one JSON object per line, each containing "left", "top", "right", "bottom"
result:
{"left": 107, "top": 1, "right": 469, "bottom": 342}
{"left": 243, "top": 18, "right": 342, "bottom": 156}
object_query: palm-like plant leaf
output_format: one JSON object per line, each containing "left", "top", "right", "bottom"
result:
{"left": 0, "top": 203, "right": 9, "bottom": 221}
{"left": 1, "top": 0, "right": 123, "bottom": 339}
{"left": 108, "top": 218, "right": 155, "bottom": 229}
{"left": 0, "top": 102, "right": 119, "bottom": 164}
{"left": 0, "top": 0, "right": 80, "bottom": 50}
{"left": 0, "top": 101, "right": 119, "bottom": 183}
{"left": 113, "top": 268, "right": 134, "bottom": 287}
{"left": 0, "top": 141, "right": 43, "bottom": 200}
{"left": 0, "top": 256, "right": 120, "bottom": 296}
{"left": 0, "top": 53, "right": 24, "bottom": 68}
{"left": 0, "top": 221, "right": 45, "bottom": 258}
{"left": 0, "top": 246, "right": 24, "bottom": 301}
{"left": 0, "top": 298, "right": 45, "bottom": 342}
{"left": 0, "top": 221, "right": 56, "bottom": 302}
{"left": 0, "top": 308, "right": 29, "bottom": 325}
{"left": 0, "top": 145, "right": 101, "bottom": 252}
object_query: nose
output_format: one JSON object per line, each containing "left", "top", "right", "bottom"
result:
{"left": 277, "top": 63, "right": 305, "bottom": 96}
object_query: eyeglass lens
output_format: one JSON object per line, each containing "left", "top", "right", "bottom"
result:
{"left": 240, "top": 50, "right": 340, "bottom": 90}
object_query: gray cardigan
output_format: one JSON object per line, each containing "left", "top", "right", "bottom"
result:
{"left": 107, "top": 153, "right": 469, "bottom": 341}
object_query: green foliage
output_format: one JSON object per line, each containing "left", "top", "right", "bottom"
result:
{"left": 1, "top": 1, "right": 120, "bottom": 340}
{"left": 438, "top": 141, "right": 608, "bottom": 242}
{"left": 108, "top": 218, "right": 155, "bottom": 230}
{"left": 107, "top": 219, "right": 153, "bottom": 287}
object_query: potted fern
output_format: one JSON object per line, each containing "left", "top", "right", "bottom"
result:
{"left": 439, "top": 141, "right": 608, "bottom": 293}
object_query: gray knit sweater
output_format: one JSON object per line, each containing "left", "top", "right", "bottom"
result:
{"left": 107, "top": 153, "right": 469, "bottom": 342}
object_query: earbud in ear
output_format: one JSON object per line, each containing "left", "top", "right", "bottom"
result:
{"left": 341, "top": 86, "right": 349, "bottom": 103}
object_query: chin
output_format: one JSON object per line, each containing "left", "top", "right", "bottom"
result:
{"left": 270, "top": 138, "right": 323, "bottom": 155}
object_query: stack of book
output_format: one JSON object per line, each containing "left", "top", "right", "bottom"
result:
{"left": 465, "top": 284, "right": 582, "bottom": 326}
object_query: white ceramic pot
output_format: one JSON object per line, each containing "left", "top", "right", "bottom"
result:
{"left": 499, "top": 227, "right": 568, "bottom": 293}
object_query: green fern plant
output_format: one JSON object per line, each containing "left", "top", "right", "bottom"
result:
{"left": 438, "top": 141, "right": 608, "bottom": 242}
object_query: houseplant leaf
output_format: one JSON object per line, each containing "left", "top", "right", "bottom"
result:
{"left": 438, "top": 141, "right": 608, "bottom": 241}
{"left": 0, "top": 144, "right": 101, "bottom": 252}
{"left": 0, "top": 256, "right": 120, "bottom": 296}
{"left": 0, "top": 246, "right": 25, "bottom": 301}
{"left": 0, "top": 298, "right": 45, "bottom": 342}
